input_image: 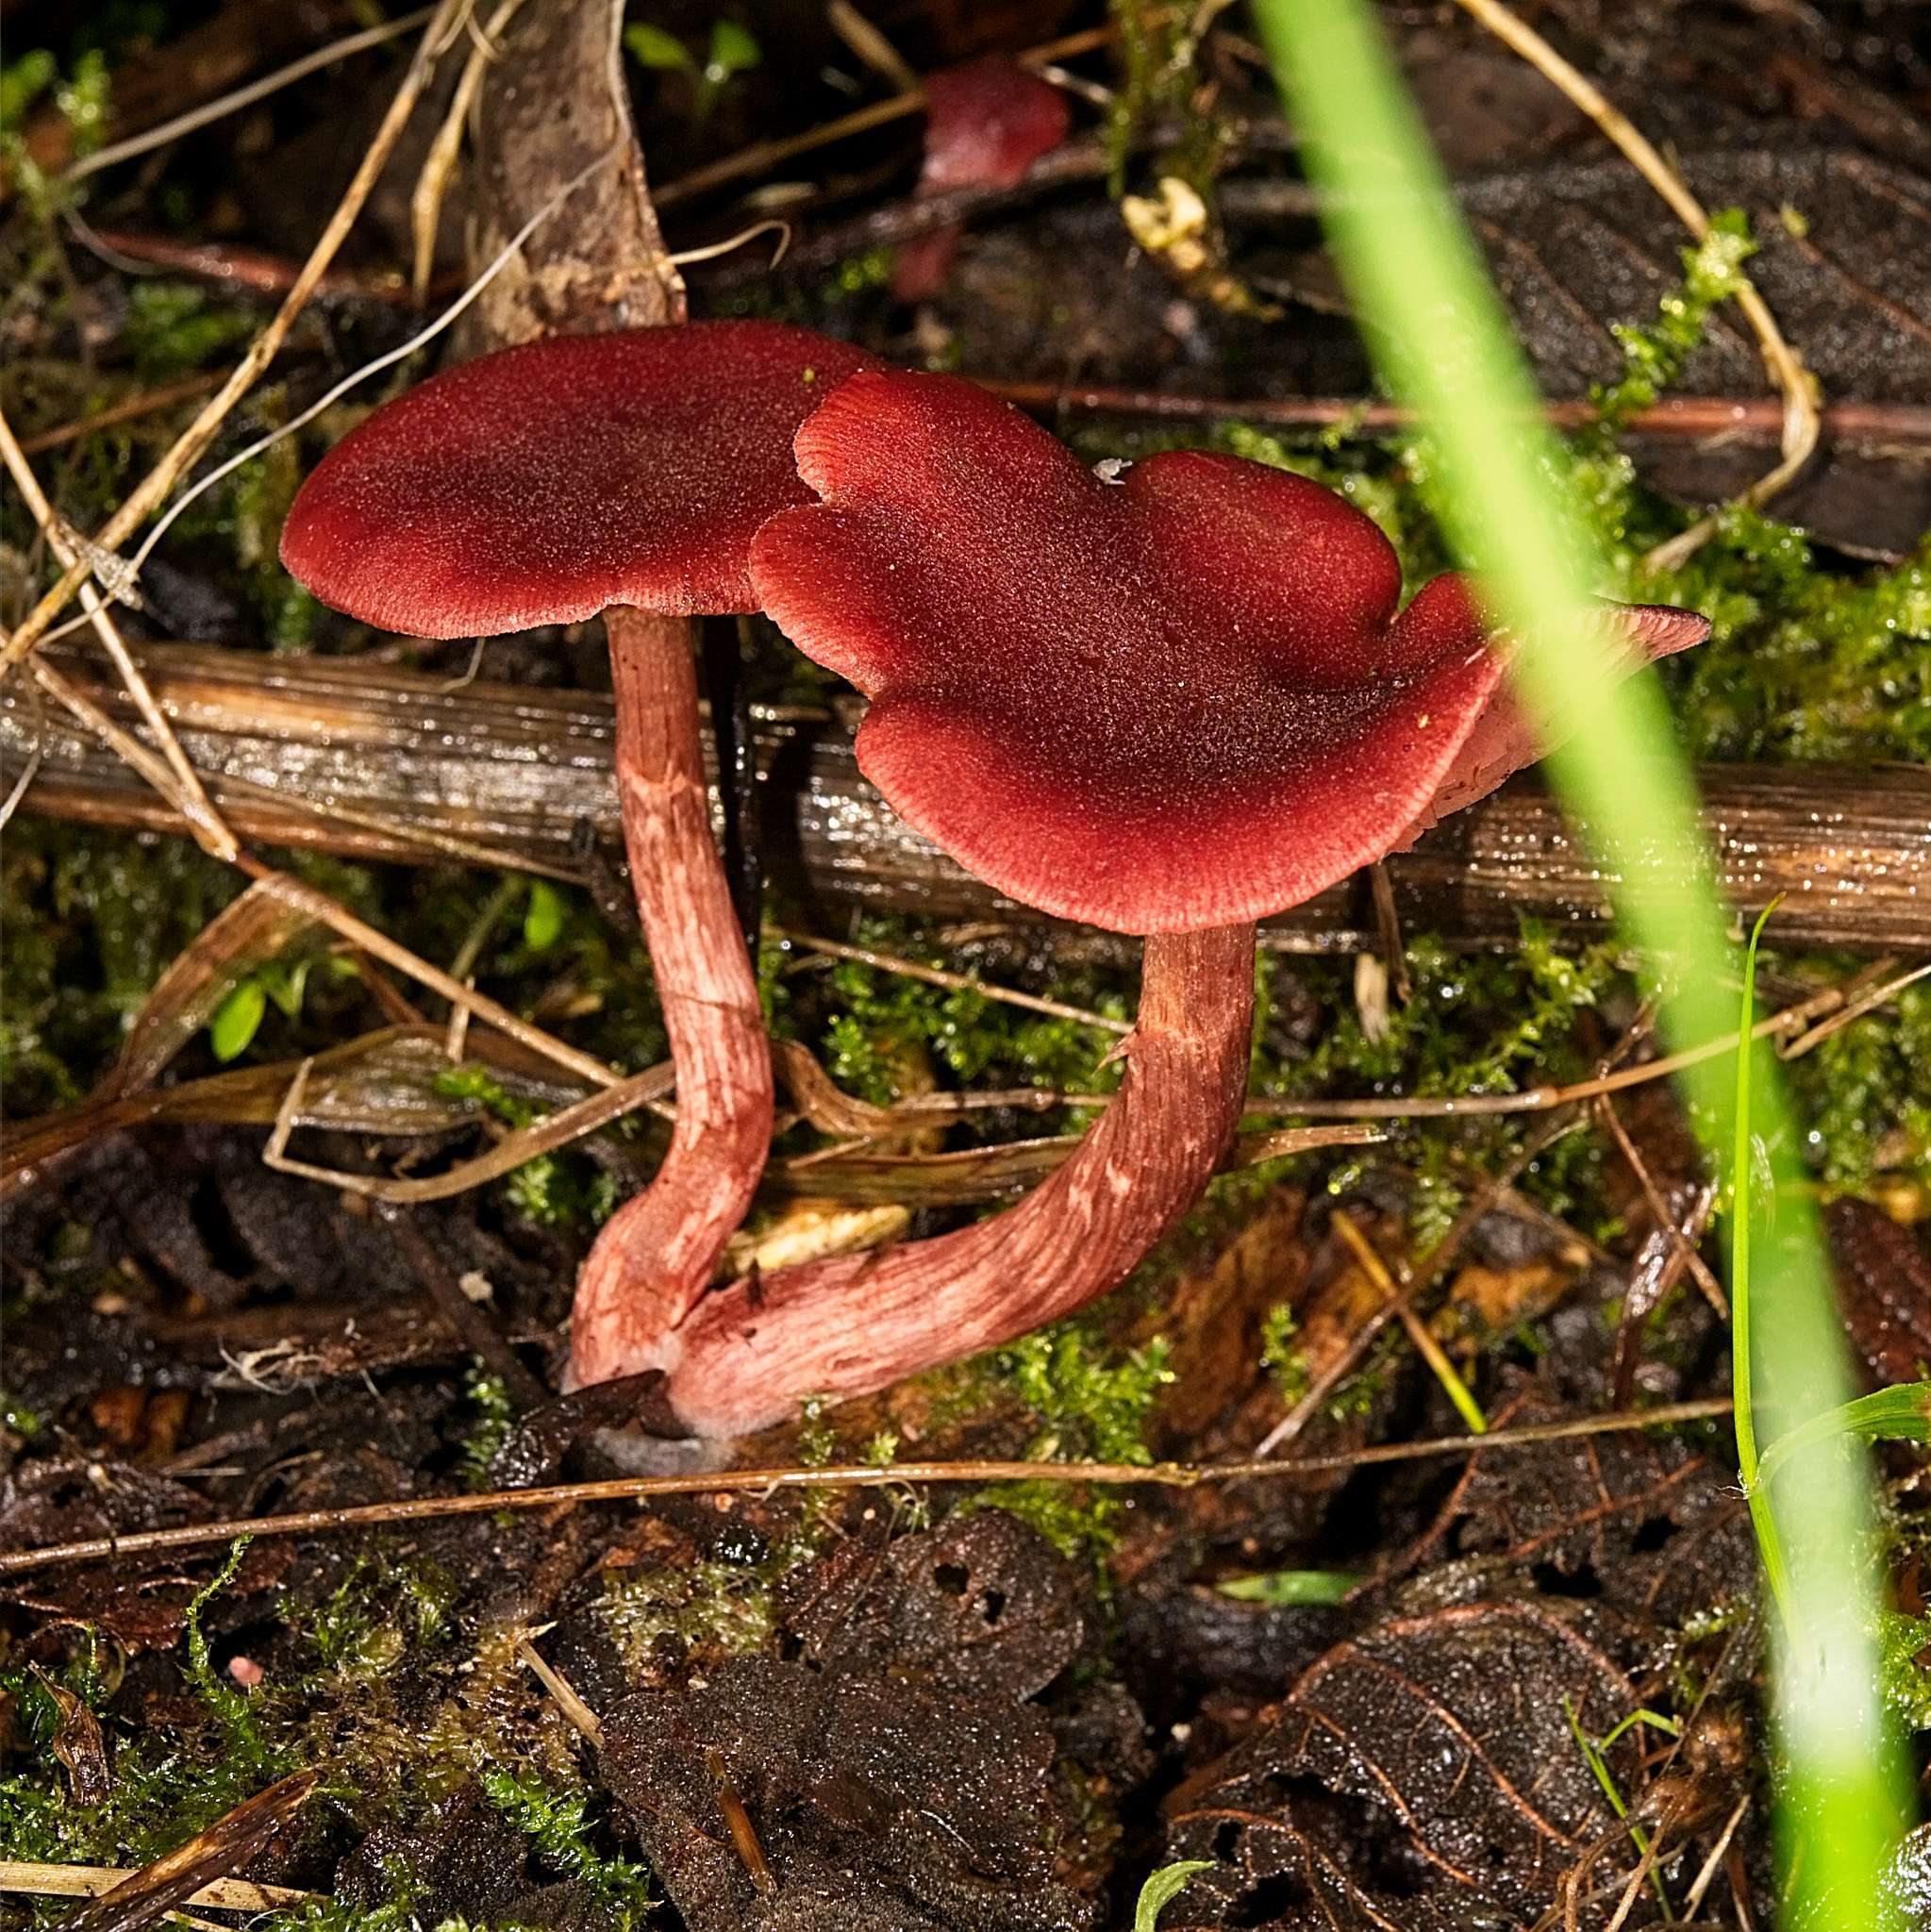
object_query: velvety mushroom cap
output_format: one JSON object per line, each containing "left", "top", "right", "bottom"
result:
{"left": 918, "top": 57, "right": 1071, "bottom": 195}
{"left": 280, "top": 323, "right": 881, "bottom": 638}
{"left": 749, "top": 369, "right": 1513, "bottom": 935}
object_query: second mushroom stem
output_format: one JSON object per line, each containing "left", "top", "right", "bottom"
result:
{"left": 569, "top": 605, "right": 774, "bottom": 1388}
{"left": 649, "top": 921, "right": 1257, "bottom": 1436}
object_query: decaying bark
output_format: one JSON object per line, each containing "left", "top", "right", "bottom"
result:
{"left": 453, "top": 0, "right": 683, "bottom": 353}
{"left": 8, "top": 641, "right": 1927, "bottom": 954}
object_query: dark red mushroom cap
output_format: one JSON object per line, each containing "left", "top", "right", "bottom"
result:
{"left": 918, "top": 57, "right": 1070, "bottom": 196}
{"left": 279, "top": 322, "right": 882, "bottom": 638}
{"left": 749, "top": 370, "right": 1516, "bottom": 936}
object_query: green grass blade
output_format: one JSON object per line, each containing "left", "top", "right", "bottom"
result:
{"left": 1756, "top": 1384, "right": 1931, "bottom": 1490}
{"left": 1734, "top": 902, "right": 1793, "bottom": 1622}
{"left": 1246, "top": 2, "right": 1908, "bottom": 1921}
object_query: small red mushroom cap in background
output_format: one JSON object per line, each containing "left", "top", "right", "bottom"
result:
{"left": 892, "top": 57, "right": 1072, "bottom": 302}
{"left": 279, "top": 322, "right": 881, "bottom": 637}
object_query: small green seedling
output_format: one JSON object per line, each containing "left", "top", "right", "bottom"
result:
{"left": 624, "top": 19, "right": 760, "bottom": 125}
{"left": 1134, "top": 1860, "right": 1216, "bottom": 1932}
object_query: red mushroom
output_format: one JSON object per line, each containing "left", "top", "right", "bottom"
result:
{"left": 892, "top": 56, "right": 1072, "bottom": 302}
{"left": 618, "top": 369, "right": 1706, "bottom": 1436}
{"left": 1392, "top": 600, "right": 1708, "bottom": 843}
{"left": 278, "top": 321, "right": 880, "bottom": 1389}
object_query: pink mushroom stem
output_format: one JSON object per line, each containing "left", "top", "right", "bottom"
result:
{"left": 569, "top": 605, "right": 774, "bottom": 1389}
{"left": 642, "top": 922, "right": 1255, "bottom": 1437}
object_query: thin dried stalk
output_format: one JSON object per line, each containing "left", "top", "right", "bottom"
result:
{"left": 1777, "top": 958, "right": 1931, "bottom": 1060}
{"left": 1453, "top": 0, "right": 1819, "bottom": 564}
{"left": 0, "top": 412, "right": 237, "bottom": 858}
{"left": 1241, "top": 974, "right": 1873, "bottom": 1119}
{"left": 64, "top": 8, "right": 441, "bottom": 181}
{"left": 0, "top": 1866, "right": 310, "bottom": 1911}
{"left": 1331, "top": 1207, "right": 1487, "bottom": 1431}
{"left": 259, "top": 1030, "right": 665, "bottom": 1201}
{"left": 780, "top": 927, "right": 1132, "bottom": 1034}
{"left": 514, "top": 1636, "right": 605, "bottom": 1745}
{"left": 0, "top": 0, "right": 471, "bottom": 675}
{"left": 230, "top": 862, "right": 616, "bottom": 1088}
{"left": 0, "top": 1396, "right": 1734, "bottom": 1574}
{"left": 3, "top": 1026, "right": 584, "bottom": 1198}
{"left": 826, "top": 0, "right": 920, "bottom": 92}
{"left": 411, "top": 0, "right": 527, "bottom": 303}
{"left": 17, "top": 373, "right": 229, "bottom": 455}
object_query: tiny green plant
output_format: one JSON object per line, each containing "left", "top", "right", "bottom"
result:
{"left": 1216, "top": 1569, "right": 1358, "bottom": 1606}
{"left": 624, "top": 18, "right": 760, "bottom": 126}
{"left": 523, "top": 878, "right": 567, "bottom": 953}
{"left": 1134, "top": 1859, "right": 1216, "bottom": 1932}
{"left": 1563, "top": 1696, "right": 1681, "bottom": 1918}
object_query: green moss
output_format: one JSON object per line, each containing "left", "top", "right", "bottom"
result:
{"left": 0, "top": 43, "right": 108, "bottom": 220}
{"left": 595, "top": 1559, "right": 774, "bottom": 1670}
{"left": 457, "top": 1367, "right": 517, "bottom": 1491}
{"left": 432, "top": 1065, "right": 624, "bottom": 1230}
{"left": 2, "top": 820, "right": 240, "bottom": 1112}
{"left": 125, "top": 280, "right": 260, "bottom": 377}
{"left": 183, "top": 1539, "right": 275, "bottom": 1768}
{"left": 477, "top": 1764, "right": 655, "bottom": 1926}
{"left": 1591, "top": 211, "right": 1757, "bottom": 426}
{"left": 807, "top": 913, "right": 1128, "bottom": 1115}
{"left": 1260, "top": 1302, "right": 1310, "bottom": 1408}
{"left": 963, "top": 1327, "right": 1172, "bottom": 1558}
{"left": 1878, "top": 1609, "right": 1931, "bottom": 1731}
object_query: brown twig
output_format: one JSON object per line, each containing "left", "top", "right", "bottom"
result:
{"left": 1595, "top": 1094, "right": 1729, "bottom": 1317}
{"left": 973, "top": 379, "right": 1931, "bottom": 447}
{"left": 1240, "top": 979, "right": 1869, "bottom": 1120}
{"left": 76, "top": 227, "right": 443, "bottom": 308}
{"left": 16, "top": 373, "right": 232, "bottom": 455}
{"left": 14, "top": 645, "right": 1923, "bottom": 954}
{"left": 0, "top": 1398, "right": 1733, "bottom": 1574}
{"left": 56, "top": 1770, "right": 319, "bottom": 1932}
